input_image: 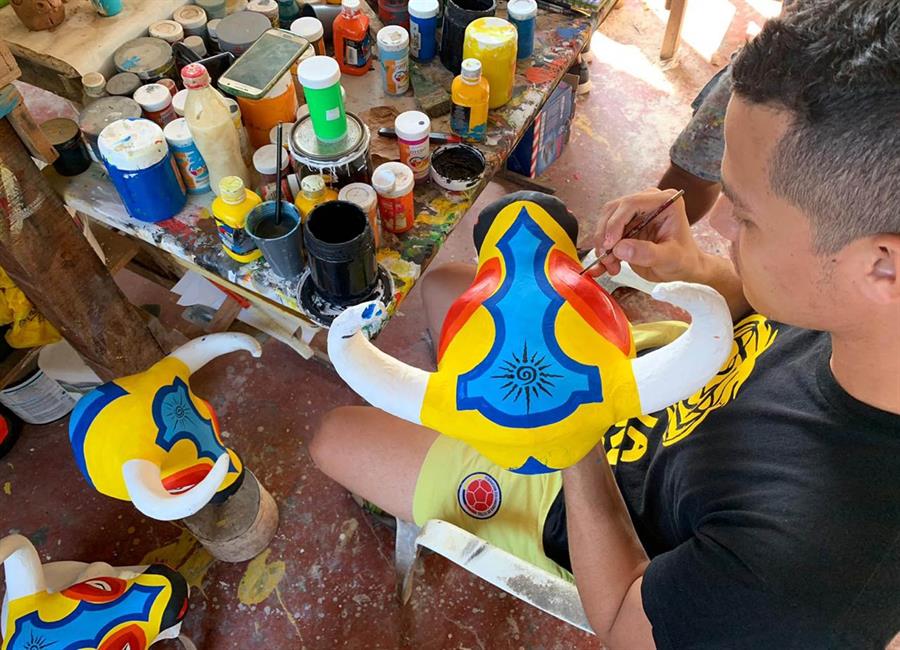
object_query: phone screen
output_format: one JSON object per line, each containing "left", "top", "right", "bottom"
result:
{"left": 221, "top": 32, "right": 306, "bottom": 91}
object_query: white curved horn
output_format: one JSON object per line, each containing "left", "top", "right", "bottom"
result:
{"left": 122, "top": 454, "right": 231, "bottom": 521}
{"left": 0, "top": 534, "right": 45, "bottom": 601}
{"left": 168, "top": 333, "right": 262, "bottom": 375}
{"left": 327, "top": 301, "right": 430, "bottom": 424}
{"left": 629, "top": 276, "right": 733, "bottom": 414}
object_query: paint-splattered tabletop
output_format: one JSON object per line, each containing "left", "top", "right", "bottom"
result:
{"left": 51, "top": 3, "right": 601, "bottom": 331}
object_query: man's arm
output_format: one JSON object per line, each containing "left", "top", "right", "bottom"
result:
{"left": 563, "top": 447, "right": 656, "bottom": 649}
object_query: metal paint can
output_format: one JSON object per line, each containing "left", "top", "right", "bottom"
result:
{"left": 78, "top": 96, "right": 143, "bottom": 162}
{"left": 0, "top": 368, "right": 76, "bottom": 425}
{"left": 216, "top": 10, "right": 272, "bottom": 55}
{"left": 289, "top": 112, "right": 372, "bottom": 188}
{"left": 41, "top": 118, "right": 92, "bottom": 177}
{"left": 113, "top": 37, "right": 177, "bottom": 83}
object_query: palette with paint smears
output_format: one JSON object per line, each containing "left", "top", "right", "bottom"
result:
{"left": 298, "top": 265, "right": 394, "bottom": 327}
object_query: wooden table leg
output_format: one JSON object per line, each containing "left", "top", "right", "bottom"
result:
{"left": 661, "top": 0, "right": 689, "bottom": 61}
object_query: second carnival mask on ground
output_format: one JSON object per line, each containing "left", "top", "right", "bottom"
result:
{"left": 329, "top": 192, "right": 732, "bottom": 474}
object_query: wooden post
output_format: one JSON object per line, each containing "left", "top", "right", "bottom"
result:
{"left": 0, "top": 117, "right": 166, "bottom": 380}
{"left": 660, "top": 0, "right": 688, "bottom": 61}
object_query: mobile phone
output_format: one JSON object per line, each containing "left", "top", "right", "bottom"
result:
{"left": 218, "top": 29, "right": 310, "bottom": 99}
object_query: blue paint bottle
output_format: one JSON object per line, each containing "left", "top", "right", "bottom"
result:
{"left": 408, "top": 0, "right": 439, "bottom": 62}
{"left": 91, "top": 0, "right": 123, "bottom": 16}
{"left": 507, "top": 0, "right": 537, "bottom": 60}
{"left": 98, "top": 118, "right": 187, "bottom": 223}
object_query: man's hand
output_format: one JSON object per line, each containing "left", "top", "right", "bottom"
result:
{"left": 590, "top": 188, "right": 703, "bottom": 282}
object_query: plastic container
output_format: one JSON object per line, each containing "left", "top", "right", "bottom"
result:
{"left": 184, "top": 35, "right": 208, "bottom": 57}
{"left": 450, "top": 58, "right": 489, "bottom": 142}
{"left": 463, "top": 17, "right": 517, "bottom": 108}
{"left": 333, "top": 0, "right": 371, "bottom": 76}
{"left": 164, "top": 118, "right": 211, "bottom": 194}
{"left": 269, "top": 122, "right": 295, "bottom": 146}
{"left": 133, "top": 83, "right": 178, "bottom": 127}
{"left": 248, "top": 0, "right": 280, "bottom": 26}
{"left": 378, "top": 0, "right": 409, "bottom": 29}
{"left": 91, "top": 0, "right": 123, "bottom": 17}
{"left": 395, "top": 110, "right": 430, "bottom": 183}
{"left": 408, "top": 0, "right": 438, "bottom": 62}
{"left": 246, "top": 201, "right": 305, "bottom": 278}
{"left": 207, "top": 18, "right": 222, "bottom": 50}
{"left": 338, "top": 182, "right": 380, "bottom": 246}
{"left": 182, "top": 63, "right": 252, "bottom": 195}
{"left": 173, "top": 4, "right": 209, "bottom": 37}
{"left": 78, "top": 96, "right": 142, "bottom": 162}
{"left": 81, "top": 72, "right": 107, "bottom": 102}
{"left": 377, "top": 26, "right": 410, "bottom": 96}
{"left": 294, "top": 174, "right": 338, "bottom": 220}
{"left": 216, "top": 10, "right": 272, "bottom": 56}
{"left": 291, "top": 16, "right": 326, "bottom": 56}
{"left": 105, "top": 72, "right": 141, "bottom": 97}
{"left": 157, "top": 78, "right": 178, "bottom": 96}
{"left": 440, "top": 0, "right": 495, "bottom": 74}
{"left": 211, "top": 176, "right": 263, "bottom": 262}
{"left": 297, "top": 56, "right": 348, "bottom": 142}
{"left": 172, "top": 89, "right": 189, "bottom": 116}
{"left": 98, "top": 118, "right": 187, "bottom": 222}
{"left": 235, "top": 72, "right": 298, "bottom": 149}
{"left": 113, "top": 37, "right": 177, "bottom": 83}
{"left": 277, "top": 0, "right": 301, "bottom": 27}
{"left": 41, "top": 118, "right": 91, "bottom": 177}
{"left": 197, "top": 0, "right": 228, "bottom": 19}
{"left": 372, "top": 161, "right": 415, "bottom": 233}
{"left": 252, "top": 144, "right": 291, "bottom": 193}
{"left": 506, "top": 0, "right": 536, "bottom": 60}
{"left": 149, "top": 19, "right": 185, "bottom": 43}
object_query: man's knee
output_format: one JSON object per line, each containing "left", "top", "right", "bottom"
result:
{"left": 309, "top": 406, "right": 357, "bottom": 478}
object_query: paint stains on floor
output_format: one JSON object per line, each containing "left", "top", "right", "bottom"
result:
{"left": 237, "top": 549, "right": 286, "bottom": 606}
{"left": 3, "top": 481, "right": 10, "bottom": 495}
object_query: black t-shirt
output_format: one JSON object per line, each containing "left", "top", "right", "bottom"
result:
{"left": 542, "top": 316, "right": 900, "bottom": 648}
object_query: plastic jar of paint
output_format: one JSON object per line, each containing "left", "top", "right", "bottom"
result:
{"left": 395, "top": 110, "right": 430, "bottom": 183}
{"left": 164, "top": 118, "right": 211, "bottom": 194}
{"left": 294, "top": 174, "right": 338, "bottom": 220}
{"left": 372, "top": 161, "right": 415, "bottom": 233}
{"left": 236, "top": 72, "right": 299, "bottom": 149}
{"left": 248, "top": 0, "right": 280, "bottom": 26}
{"left": 463, "top": 17, "right": 517, "bottom": 108}
{"left": 173, "top": 5, "right": 209, "bottom": 37}
{"left": 197, "top": 0, "right": 227, "bottom": 19}
{"left": 276, "top": 0, "right": 301, "bottom": 27}
{"left": 113, "top": 37, "right": 177, "bottom": 83}
{"left": 184, "top": 35, "right": 208, "bottom": 57}
{"left": 216, "top": 10, "right": 271, "bottom": 56}
{"left": 172, "top": 89, "right": 189, "bottom": 116}
{"left": 149, "top": 19, "right": 185, "bottom": 43}
{"left": 41, "top": 118, "right": 92, "bottom": 177}
{"left": 333, "top": 0, "right": 372, "bottom": 77}
{"left": 134, "top": 84, "right": 178, "bottom": 128}
{"left": 378, "top": 0, "right": 409, "bottom": 29}
{"left": 440, "top": 0, "right": 495, "bottom": 74}
{"left": 377, "top": 26, "right": 410, "bottom": 96}
{"left": 450, "top": 58, "right": 489, "bottom": 142}
{"left": 297, "top": 56, "right": 348, "bottom": 143}
{"left": 91, "top": 0, "right": 123, "bottom": 16}
{"left": 81, "top": 72, "right": 107, "bottom": 103}
{"left": 98, "top": 118, "right": 187, "bottom": 222}
{"left": 157, "top": 78, "right": 178, "bottom": 96}
{"left": 506, "top": 0, "right": 536, "bottom": 59}
{"left": 291, "top": 16, "right": 326, "bottom": 56}
{"left": 408, "top": 0, "right": 438, "bottom": 62}
{"left": 252, "top": 144, "right": 291, "bottom": 193}
{"left": 339, "top": 182, "right": 380, "bottom": 246}
{"left": 211, "top": 176, "right": 263, "bottom": 262}
{"left": 79, "top": 96, "right": 142, "bottom": 162}
{"left": 105, "top": 72, "right": 141, "bottom": 97}
{"left": 207, "top": 18, "right": 222, "bottom": 51}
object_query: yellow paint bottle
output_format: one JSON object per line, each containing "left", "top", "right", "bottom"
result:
{"left": 463, "top": 17, "right": 518, "bottom": 109}
{"left": 212, "top": 176, "right": 263, "bottom": 263}
{"left": 451, "top": 58, "right": 490, "bottom": 142}
{"left": 294, "top": 174, "right": 338, "bottom": 221}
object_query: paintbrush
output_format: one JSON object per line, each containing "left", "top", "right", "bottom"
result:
{"left": 274, "top": 123, "right": 284, "bottom": 225}
{"left": 579, "top": 189, "right": 685, "bottom": 276}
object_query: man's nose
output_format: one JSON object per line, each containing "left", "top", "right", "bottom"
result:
{"left": 709, "top": 194, "right": 740, "bottom": 242}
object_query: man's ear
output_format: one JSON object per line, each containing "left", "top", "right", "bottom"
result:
{"left": 858, "top": 235, "right": 900, "bottom": 304}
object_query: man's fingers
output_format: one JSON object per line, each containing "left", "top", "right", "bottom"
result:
{"left": 613, "top": 239, "right": 662, "bottom": 268}
{"left": 602, "top": 204, "right": 639, "bottom": 249}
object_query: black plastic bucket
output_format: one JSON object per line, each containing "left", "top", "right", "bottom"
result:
{"left": 440, "top": 0, "right": 496, "bottom": 74}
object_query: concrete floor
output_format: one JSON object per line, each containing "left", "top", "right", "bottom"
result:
{"left": 2, "top": 1, "right": 768, "bottom": 647}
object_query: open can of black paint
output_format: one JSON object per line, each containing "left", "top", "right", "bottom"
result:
{"left": 303, "top": 200, "right": 378, "bottom": 304}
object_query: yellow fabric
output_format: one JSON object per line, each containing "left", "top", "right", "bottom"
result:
{"left": 4, "top": 287, "right": 61, "bottom": 348}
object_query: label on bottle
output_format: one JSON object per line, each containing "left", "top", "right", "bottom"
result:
{"left": 410, "top": 22, "right": 421, "bottom": 58}
{"left": 398, "top": 137, "right": 430, "bottom": 181}
{"left": 450, "top": 102, "right": 485, "bottom": 142}
{"left": 381, "top": 55, "right": 409, "bottom": 95}
{"left": 344, "top": 34, "right": 371, "bottom": 68}
{"left": 215, "top": 219, "right": 257, "bottom": 256}
{"left": 171, "top": 142, "right": 210, "bottom": 193}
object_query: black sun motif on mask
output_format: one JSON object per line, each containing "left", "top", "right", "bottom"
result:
{"left": 492, "top": 341, "right": 563, "bottom": 413}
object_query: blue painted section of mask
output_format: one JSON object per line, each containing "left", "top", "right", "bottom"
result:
{"left": 456, "top": 208, "right": 602, "bottom": 428}
{"left": 5, "top": 583, "right": 161, "bottom": 650}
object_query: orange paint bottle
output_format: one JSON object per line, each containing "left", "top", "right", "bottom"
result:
{"left": 333, "top": 0, "right": 372, "bottom": 76}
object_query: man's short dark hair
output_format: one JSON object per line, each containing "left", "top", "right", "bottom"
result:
{"left": 731, "top": 0, "right": 900, "bottom": 253}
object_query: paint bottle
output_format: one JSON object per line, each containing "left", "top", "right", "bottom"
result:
{"left": 181, "top": 63, "right": 252, "bottom": 195}
{"left": 450, "top": 58, "right": 489, "bottom": 142}
{"left": 395, "top": 110, "right": 430, "bottom": 183}
{"left": 98, "top": 118, "right": 187, "bottom": 223}
{"left": 408, "top": 0, "right": 438, "bottom": 62}
{"left": 133, "top": 84, "right": 178, "bottom": 128}
{"left": 252, "top": 144, "right": 291, "bottom": 194}
{"left": 164, "top": 118, "right": 211, "bottom": 194}
{"left": 184, "top": 35, "right": 208, "bottom": 57}
{"left": 207, "top": 18, "right": 222, "bottom": 51}
{"left": 90, "top": 0, "right": 123, "bottom": 16}
{"left": 248, "top": 0, "right": 280, "bottom": 26}
{"left": 173, "top": 5, "right": 209, "bottom": 37}
{"left": 506, "top": 0, "right": 536, "bottom": 60}
{"left": 158, "top": 78, "right": 178, "bottom": 96}
{"left": 225, "top": 98, "right": 255, "bottom": 169}
{"left": 149, "top": 19, "right": 185, "bottom": 44}
{"left": 41, "top": 118, "right": 92, "bottom": 177}
{"left": 113, "top": 37, "right": 177, "bottom": 84}
{"left": 294, "top": 174, "right": 338, "bottom": 220}
{"left": 333, "top": 0, "right": 371, "bottom": 77}
{"left": 216, "top": 11, "right": 271, "bottom": 56}
{"left": 378, "top": 0, "right": 409, "bottom": 29}
{"left": 297, "top": 56, "right": 348, "bottom": 142}
{"left": 377, "top": 26, "right": 410, "bottom": 96}
{"left": 339, "top": 182, "right": 380, "bottom": 246}
{"left": 276, "top": 0, "right": 301, "bottom": 27}
{"left": 236, "top": 72, "right": 298, "bottom": 149}
{"left": 172, "top": 89, "right": 189, "bottom": 116}
{"left": 440, "top": 0, "right": 495, "bottom": 74}
{"left": 78, "top": 96, "right": 142, "bottom": 162}
{"left": 372, "top": 161, "right": 415, "bottom": 233}
{"left": 291, "top": 17, "right": 326, "bottom": 56}
{"left": 212, "top": 176, "right": 263, "bottom": 263}
{"left": 463, "top": 17, "right": 517, "bottom": 108}
{"left": 105, "top": 72, "right": 141, "bottom": 97}
{"left": 81, "top": 72, "right": 107, "bottom": 103}
{"left": 197, "top": 0, "right": 228, "bottom": 19}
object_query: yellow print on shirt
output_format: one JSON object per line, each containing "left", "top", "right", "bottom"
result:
{"left": 606, "top": 315, "right": 778, "bottom": 466}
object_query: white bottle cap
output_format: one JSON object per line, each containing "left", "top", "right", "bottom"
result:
{"left": 149, "top": 19, "right": 185, "bottom": 43}
{"left": 98, "top": 118, "right": 168, "bottom": 171}
{"left": 172, "top": 89, "right": 189, "bottom": 116}
{"left": 298, "top": 55, "right": 341, "bottom": 90}
{"left": 372, "top": 162, "right": 414, "bottom": 198}
{"left": 173, "top": 5, "right": 208, "bottom": 30}
{"left": 163, "top": 118, "right": 194, "bottom": 147}
{"left": 133, "top": 84, "right": 173, "bottom": 112}
{"left": 207, "top": 18, "right": 221, "bottom": 39}
{"left": 341, "top": 0, "right": 360, "bottom": 12}
{"left": 338, "top": 183, "right": 377, "bottom": 212}
{"left": 377, "top": 26, "right": 409, "bottom": 52}
{"left": 252, "top": 144, "right": 291, "bottom": 175}
{"left": 394, "top": 110, "right": 430, "bottom": 142}
{"left": 460, "top": 58, "right": 482, "bottom": 82}
{"left": 290, "top": 16, "right": 324, "bottom": 42}
{"left": 408, "top": 0, "right": 439, "bottom": 19}
{"left": 507, "top": 0, "right": 537, "bottom": 20}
